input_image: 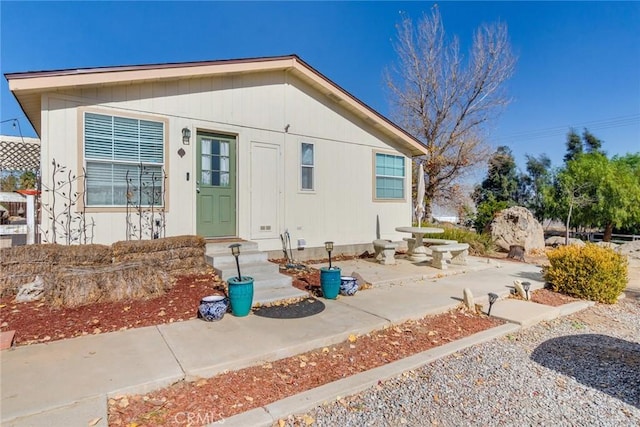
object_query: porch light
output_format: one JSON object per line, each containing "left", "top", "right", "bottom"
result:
{"left": 487, "top": 293, "right": 498, "bottom": 316}
{"left": 522, "top": 282, "right": 531, "bottom": 301}
{"left": 229, "top": 243, "right": 242, "bottom": 280}
{"left": 325, "top": 241, "right": 334, "bottom": 269}
{"left": 182, "top": 127, "right": 191, "bottom": 145}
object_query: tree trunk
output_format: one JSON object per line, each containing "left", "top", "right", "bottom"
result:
{"left": 565, "top": 203, "right": 573, "bottom": 246}
{"left": 603, "top": 223, "right": 613, "bottom": 242}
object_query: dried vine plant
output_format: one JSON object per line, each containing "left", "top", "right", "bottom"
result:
{"left": 125, "top": 165, "right": 167, "bottom": 240}
{"left": 39, "top": 159, "right": 94, "bottom": 244}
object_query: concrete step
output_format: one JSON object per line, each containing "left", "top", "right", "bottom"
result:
{"left": 253, "top": 286, "right": 309, "bottom": 306}
{"left": 205, "top": 240, "right": 259, "bottom": 255}
{"left": 206, "top": 251, "right": 268, "bottom": 267}
{"left": 213, "top": 261, "right": 281, "bottom": 281}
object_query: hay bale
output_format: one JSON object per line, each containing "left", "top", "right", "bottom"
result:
{"left": 115, "top": 247, "right": 204, "bottom": 264}
{"left": 112, "top": 235, "right": 205, "bottom": 258}
{"left": 0, "top": 244, "right": 111, "bottom": 266}
{"left": 47, "top": 262, "right": 171, "bottom": 307}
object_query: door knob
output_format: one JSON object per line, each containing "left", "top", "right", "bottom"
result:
{"left": 196, "top": 187, "right": 201, "bottom": 193}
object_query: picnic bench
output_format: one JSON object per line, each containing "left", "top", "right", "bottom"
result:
{"left": 372, "top": 239, "right": 398, "bottom": 265}
{"left": 430, "top": 243, "right": 469, "bottom": 269}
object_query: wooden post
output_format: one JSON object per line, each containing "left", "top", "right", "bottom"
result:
{"left": 26, "top": 194, "right": 35, "bottom": 244}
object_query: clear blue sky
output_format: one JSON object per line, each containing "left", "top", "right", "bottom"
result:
{"left": 1, "top": 1, "right": 639, "bottom": 172}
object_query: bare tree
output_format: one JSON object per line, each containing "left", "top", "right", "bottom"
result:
{"left": 386, "top": 6, "right": 516, "bottom": 220}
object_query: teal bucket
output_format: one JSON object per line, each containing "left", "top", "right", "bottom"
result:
{"left": 227, "top": 276, "right": 254, "bottom": 317}
{"left": 320, "top": 267, "right": 341, "bottom": 299}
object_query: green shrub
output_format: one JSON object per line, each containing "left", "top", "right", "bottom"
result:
{"left": 425, "top": 228, "right": 496, "bottom": 256}
{"left": 542, "top": 244, "right": 628, "bottom": 304}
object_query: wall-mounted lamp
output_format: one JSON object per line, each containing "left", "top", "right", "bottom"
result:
{"left": 182, "top": 127, "right": 191, "bottom": 145}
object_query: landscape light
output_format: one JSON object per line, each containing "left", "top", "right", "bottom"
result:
{"left": 487, "top": 293, "right": 499, "bottom": 316}
{"left": 325, "top": 241, "right": 334, "bottom": 269}
{"left": 522, "top": 282, "right": 531, "bottom": 301}
{"left": 229, "top": 243, "right": 242, "bottom": 280}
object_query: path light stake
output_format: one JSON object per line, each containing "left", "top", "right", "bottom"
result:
{"left": 487, "top": 293, "right": 498, "bottom": 316}
{"left": 230, "top": 243, "right": 242, "bottom": 280}
{"left": 325, "top": 241, "right": 334, "bottom": 269}
{"left": 522, "top": 282, "right": 531, "bottom": 301}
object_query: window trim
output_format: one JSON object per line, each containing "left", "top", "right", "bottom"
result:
{"left": 372, "top": 150, "right": 407, "bottom": 202}
{"left": 77, "top": 107, "right": 170, "bottom": 213}
{"left": 300, "top": 141, "right": 315, "bottom": 192}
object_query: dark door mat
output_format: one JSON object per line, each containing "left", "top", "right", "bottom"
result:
{"left": 253, "top": 297, "right": 325, "bottom": 319}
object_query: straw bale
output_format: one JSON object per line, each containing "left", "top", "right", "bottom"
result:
{"left": 47, "top": 262, "right": 171, "bottom": 307}
{"left": 0, "top": 244, "right": 111, "bottom": 266}
{"left": 114, "top": 247, "right": 204, "bottom": 264}
{"left": 112, "top": 235, "right": 205, "bottom": 257}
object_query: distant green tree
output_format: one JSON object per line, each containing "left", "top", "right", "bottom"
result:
{"left": 582, "top": 129, "right": 604, "bottom": 154}
{"left": 472, "top": 146, "right": 519, "bottom": 205}
{"left": 522, "top": 154, "right": 553, "bottom": 221}
{"left": 564, "top": 129, "right": 583, "bottom": 163}
{"left": 471, "top": 146, "right": 519, "bottom": 231}
{"left": 473, "top": 194, "right": 510, "bottom": 232}
{"left": 557, "top": 152, "right": 640, "bottom": 241}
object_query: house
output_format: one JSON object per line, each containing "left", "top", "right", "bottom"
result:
{"left": 6, "top": 55, "right": 427, "bottom": 253}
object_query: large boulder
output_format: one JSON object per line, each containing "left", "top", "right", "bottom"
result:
{"left": 490, "top": 206, "right": 545, "bottom": 253}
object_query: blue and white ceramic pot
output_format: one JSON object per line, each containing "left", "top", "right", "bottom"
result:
{"left": 198, "top": 295, "right": 229, "bottom": 321}
{"left": 340, "top": 276, "right": 359, "bottom": 296}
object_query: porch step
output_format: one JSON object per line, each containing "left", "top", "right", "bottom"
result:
{"left": 205, "top": 240, "right": 306, "bottom": 306}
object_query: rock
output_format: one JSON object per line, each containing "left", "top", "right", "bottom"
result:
{"left": 463, "top": 288, "right": 475, "bottom": 311}
{"left": 490, "top": 206, "right": 545, "bottom": 253}
{"left": 546, "top": 236, "right": 586, "bottom": 247}
{"left": 15, "top": 276, "right": 45, "bottom": 303}
{"left": 617, "top": 241, "right": 640, "bottom": 260}
{"left": 595, "top": 241, "right": 619, "bottom": 249}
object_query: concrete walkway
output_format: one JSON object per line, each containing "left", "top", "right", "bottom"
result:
{"left": 0, "top": 257, "right": 593, "bottom": 426}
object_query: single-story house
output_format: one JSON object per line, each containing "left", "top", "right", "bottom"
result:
{"left": 6, "top": 55, "right": 427, "bottom": 251}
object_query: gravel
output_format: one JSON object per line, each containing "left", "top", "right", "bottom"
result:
{"left": 280, "top": 294, "right": 640, "bottom": 426}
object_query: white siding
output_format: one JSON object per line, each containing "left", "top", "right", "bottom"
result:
{"left": 40, "top": 70, "right": 413, "bottom": 249}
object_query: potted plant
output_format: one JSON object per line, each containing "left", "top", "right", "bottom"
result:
{"left": 227, "top": 244, "right": 254, "bottom": 316}
{"left": 319, "top": 241, "right": 341, "bottom": 299}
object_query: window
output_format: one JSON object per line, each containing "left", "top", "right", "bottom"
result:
{"left": 375, "top": 153, "right": 405, "bottom": 199}
{"left": 301, "top": 142, "right": 314, "bottom": 190}
{"left": 84, "top": 112, "right": 165, "bottom": 207}
{"left": 201, "top": 136, "right": 231, "bottom": 187}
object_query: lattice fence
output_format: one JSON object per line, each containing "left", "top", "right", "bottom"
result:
{"left": 0, "top": 136, "right": 41, "bottom": 171}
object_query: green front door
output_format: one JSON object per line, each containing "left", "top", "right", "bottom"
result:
{"left": 196, "top": 133, "right": 236, "bottom": 237}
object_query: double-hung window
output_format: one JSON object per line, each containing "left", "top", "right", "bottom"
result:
{"left": 84, "top": 112, "right": 165, "bottom": 207}
{"left": 375, "top": 152, "right": 405, "bottom": 200}
{"left": 301, "top": 142, "right": 314, "bottom": 191}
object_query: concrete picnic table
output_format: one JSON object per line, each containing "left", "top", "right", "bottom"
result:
{"left": 395, "top": 226, "right": 445, "bottom": 261}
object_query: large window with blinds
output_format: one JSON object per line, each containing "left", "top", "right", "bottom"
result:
{"left": 84, "top": 112, "right": 165, "bottom": 207}
{"left": 374, "top": 152, "right": 405, "bottom": 200}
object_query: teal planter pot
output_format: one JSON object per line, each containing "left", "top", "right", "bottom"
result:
{"left": 227, "top": 276, "right": 254, "bottom": 317}
{"left": 320, "top": 267, "right": 341, "bottom": 299}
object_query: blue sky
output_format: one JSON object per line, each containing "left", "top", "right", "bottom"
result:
{"left": 1, "top": 1, "right": 639, "bottom": 173}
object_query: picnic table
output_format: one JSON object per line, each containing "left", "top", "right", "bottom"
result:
{"left": 395, "top": 226, "right": 444, "bottom": 261}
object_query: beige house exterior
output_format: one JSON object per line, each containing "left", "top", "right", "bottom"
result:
{"left": 7, "top": 55, "right": 427, "bottom": 251}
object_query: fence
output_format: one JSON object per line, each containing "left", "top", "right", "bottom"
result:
{"left": 0, "top": 192, "right": 37, "bottom": 247}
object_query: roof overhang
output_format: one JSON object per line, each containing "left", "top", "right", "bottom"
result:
{"left": 6, "top": 55, "right": 427, "bottom": 156}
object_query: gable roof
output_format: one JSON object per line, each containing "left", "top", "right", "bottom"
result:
{"left": 5, "top": 54, "right": 427, "bottom": 156}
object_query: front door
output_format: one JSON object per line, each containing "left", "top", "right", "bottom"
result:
{"left": 196, "top": 132, "right": 236, "bottom": 237}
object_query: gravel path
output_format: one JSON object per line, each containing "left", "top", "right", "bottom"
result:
{"left": 281, "top": 293, "right": 640, "bottom": 426}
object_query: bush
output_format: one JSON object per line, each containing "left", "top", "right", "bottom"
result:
{"left": 542, "top": 244, "right": 628, "bottom": 304}
{"left": 425, "top": 228, "right": 496, "bottom": 256}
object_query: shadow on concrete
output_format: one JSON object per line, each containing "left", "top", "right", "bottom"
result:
{"left": 531, "top": 334, "right": 640, "bottom": 409}
{"left": 514, "top": 270, "right": 544, "bottom": 282}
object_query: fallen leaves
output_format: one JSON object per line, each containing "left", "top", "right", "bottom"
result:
{"left": 108, "top": 308, "right": 503, "bottom": 425}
